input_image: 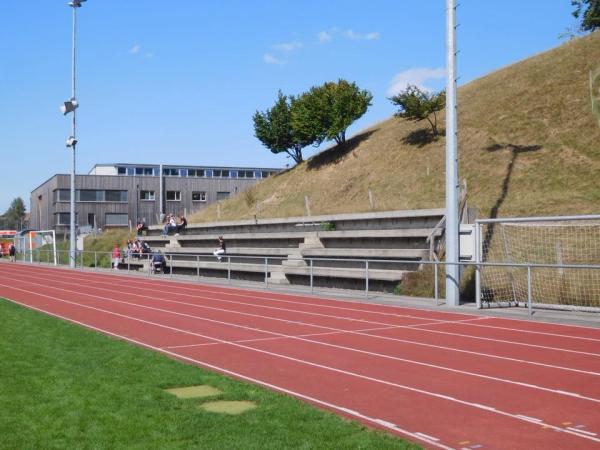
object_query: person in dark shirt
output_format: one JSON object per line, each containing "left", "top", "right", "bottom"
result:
{"left": 151, "top": 251, "right": 166, "bottom": 274}
{"left": 176, "top": 215, "right": 187, "bottom": 235}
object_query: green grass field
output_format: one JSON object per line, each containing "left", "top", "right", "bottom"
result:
{"left": 0, "top": 299, "right": 417, "bottom": 449}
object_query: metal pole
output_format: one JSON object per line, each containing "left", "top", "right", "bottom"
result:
{"left": 264, "top": 257, "right": 268, "bottom": 287}
{"left": 69, "top": 3, "right": 78, "bottom": 269}
{"left": 365, "top": 260, "right": 369, "bottom": 298}
{"left": 196, "top": 255, "right": 200, "bottom": 279}
{"left": 445, "top": 0, "right": 460, "bottom": 306}
{"left": 227, "top": 256, "right": 231, "bottom": 284}
{"left": 527, "top": 265, "right": 533, "bottom": 316}
{"left": 29, "top": 233, "right": 33, "bottom": 263}
{"left": 94, "top": 251, "right": 97, "bottom": 270}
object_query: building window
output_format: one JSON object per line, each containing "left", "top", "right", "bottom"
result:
{"left": 163, "top": 168, "right": 180, "bottom": 176}
{"left": 54, "top": 189, "right": 70, "bottom": 202}
{"left": 78, "top": 190, "right": 103, "bottom": 202}
{"left": 105, "top": 213, "right": 129, "bottom": 226}
{"left": 261, "top": 171, "right": 276, "bottom": 178}
{"left": 216, "top": 191, "right": 230, "bottom": 201}
{"left": 166, "top": 191, "right": 181, "bottom": 201}
{"left": 212, "top": 169, "right": 230, "bottom": 178}
{"left": 55, "top": 212, "right": 76, "bottom": 225}
{"left": 135, "top": 167, "right": 154, "bottom": 176}
{"left": 237, "top": 170, "right": 255, "bottom": 178}
{"left": 117, "top": 167, "right": 127, "bottom": 175}
{"left": 105, "top": 190, "right": 128, "bottom": 202}
{"left": 188, "top": 169, "right": 205, "bottom": 177}
{"left": 192, "top": 191, "right": 207, "bottom": 202}
{"left": 140, "top": 190, "right": 155, "bottom": 201}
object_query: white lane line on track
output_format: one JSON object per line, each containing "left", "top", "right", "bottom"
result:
{"left": 163, "top": 325, "right": 405, "bottom": 350}
{"left": 2, "top": 282, "right": 600, "bottom": 447}
{"left": 0, "top": 295, "right": 456, "bottom": 450}
{"left": 4, "top": 267, "right": 599, "bottom": 362}
{"left": 2, "top": 270, "right": 599, "bottom": 390}
{"left": 3, "top": 275, "right": 600, "bottom": 403}
{"left": 8, "top": 261, "right": 600, "bottom": 339}
{"left": 414, "top": 432, "right": 440, "bottom": 441}
{"left": 566, "top": 427, "right": 597, "bottom": 436}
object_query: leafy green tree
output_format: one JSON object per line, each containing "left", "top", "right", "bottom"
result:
{"left": 572, "top": 0, "right": 600, "bottom": 32}
{"left": 2, "top": 197, "right": 26, "bottom": 229}
{"left": 389, "top": 85, "right": 446, "bottom": 137}
{"left": 292, "top": 79, "right": 372, "bottom": 145}
{"left": 253, "top": 91, "right": 314, "bottom": 164}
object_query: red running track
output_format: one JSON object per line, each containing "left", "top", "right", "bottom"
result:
{"left": 1, "top": 262, "right": 599, "bottom": 450}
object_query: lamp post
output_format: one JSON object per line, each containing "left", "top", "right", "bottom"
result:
{"left": 62, "top": 0, "right": 86, "bottom": 268}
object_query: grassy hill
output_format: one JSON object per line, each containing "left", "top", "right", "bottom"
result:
{"left": 190, "top": 32, "right": 600, "bottom": 224}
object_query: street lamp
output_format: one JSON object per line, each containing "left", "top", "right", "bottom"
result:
{"left": 62, "top": 0, "right": 86, "bottom": 268}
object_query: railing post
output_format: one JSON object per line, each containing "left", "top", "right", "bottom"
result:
{"left": 127, "top": 255, "right": 130, "bottom": 273}
{"left": 169, "top": 254, "right": 173, "bottom": 279}
{"left": 227, "top": 256, "right": 231, "bottom": 284}
{"left": 365, "top": 260, "right": 369, "bottom": 298}
{"left": 527, "top": 265, "right": 533, "bottom": 316}
{"left": 264, "top": 257, "right": 268, "bottom": 287}
{"left": 196, "top": 255, "right": 200, "bottom": 279}
{"left": 94, "top": 251, "right": 97, "bottom": 270}
{"left": 80, "top": 251, "right": 84, "bottom": 271}
{"left": 434, "top": 262, "right": 439, "bottom": 305}
{"left": 310, "top": 258, "right": 314, "bottom": 294}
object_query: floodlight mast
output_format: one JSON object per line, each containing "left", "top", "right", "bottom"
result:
{"left": 445, "top": 0, "right": 460, "bottom": 306}
{"left": 65, "top": 0, "right": 85, "bottom": 268}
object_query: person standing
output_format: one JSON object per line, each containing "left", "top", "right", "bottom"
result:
{"left": 8, "top": 243, "right": 16, "bottom": 262}
{"left": 112, "top": 244, "right": 120, "bottom": 270}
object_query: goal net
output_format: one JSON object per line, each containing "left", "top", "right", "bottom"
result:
{"left": 476, "top": 216, "right": 600, "bottom": 310}
{"left": 16, "top": 230, "right": 57, "bottom": 265}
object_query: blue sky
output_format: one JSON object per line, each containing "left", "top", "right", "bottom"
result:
{"left": 0, "top": 1, "right": 578, "bottom": 213}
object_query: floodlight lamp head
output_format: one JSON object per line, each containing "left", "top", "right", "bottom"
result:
{"left": 60, "top": 98, "right": 79, "bottom": 115}
{"left": 65, "top": 136, "right": 78, "bottom": 148}
{"left": 68, "top": 0, "right": 87, "bottom": 7}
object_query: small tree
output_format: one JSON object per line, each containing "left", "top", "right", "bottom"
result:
{"left": 2, "top": 197, "right": 26, "bottom": 229}
{"left": 389, "top": 85, "right": 446, "bottom": 137}
{"left": 572, "top": 0, "right": 600, "bottom": 32}
{"left": 253, "top": 91, "right": 314, "bottom": 164}
{"left": 292, "top": 79, "right": 372, "bottom": 145}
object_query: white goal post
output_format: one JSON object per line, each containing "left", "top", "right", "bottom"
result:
{"left": 475, "top": 215, "right": 600, "bottom": 311}
{"left": 15, "top": 230, "right": 57, "bottom": 266}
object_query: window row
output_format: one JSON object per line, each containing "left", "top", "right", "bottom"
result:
{"left": 55, "top": 213, "right": 128, "bottom": 226}
{"left": 140, "top": 191, "right": 217, "bottom": 202}
{"left": 116, "top": 167, "right": 277, "bottom": 179}
{"left": 55, "top": 189, "right": 128, "bottom": 203}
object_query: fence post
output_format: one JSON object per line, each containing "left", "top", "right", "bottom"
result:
{"left": 169, "top": 254, "right": 173, "bottom": 279}
{"left": 127, "top": 255, "right": 130, "bottom": 273}
{"left": 196, "top": 255, "right": 200, "bottom": 279}
{"left": 475, "top": 222, "right": 482, "bottom": 309}
{"left": 310, "top": 258, "right": 314, "bottom": 293}
{"left": 80, "top": 251, "right": 84, "bottom": 271}
{"left": 434, "top": 262, "right": 439, "bottom": 305}
{"left": 365, "top": 260, "right": 369, "bottom": 298}
{"left": 527, "top": 265, "right": 533, "bottom": 316}
{"left": 94, "top": 252, "right": 97, "bottom": 270}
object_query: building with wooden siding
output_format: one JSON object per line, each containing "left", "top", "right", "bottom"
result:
{"left": 30, "top": 163, "right": 281, "bottom": 233}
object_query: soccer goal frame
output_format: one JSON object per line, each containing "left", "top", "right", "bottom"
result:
{"left": 15, "top": 230, "right": 57, "bottom": 266}
{"left": 474, "top": 214, "right": 600, "bottom": 311}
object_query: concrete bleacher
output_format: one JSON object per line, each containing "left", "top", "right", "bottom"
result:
{"left": 134, "top": 208, "right": 445, "bottom": 291}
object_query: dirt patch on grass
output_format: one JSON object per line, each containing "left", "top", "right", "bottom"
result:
{"left": 165, "top": 385, "right": 222, "bottom": 399}
{"left": 199, "top": 401, "right": 257, "bottom": 415}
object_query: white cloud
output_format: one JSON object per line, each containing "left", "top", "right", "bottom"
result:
{"left": 263, "top": 53, "right": 286, "bottom": 65}
{"left": 144, "top": 52, "right": 154, "bottom": 59}
{"left": 272, "top": 41, "right": 302, "bottom": 52}
{"left": 128, "top": 44, "right": 141, "bottom": 54}
{"left": 317, "top": 31, "right": 332, "bottom": 43}
{"left": 342, "top": 29, "right": 380, "bottom": 41}
{"left": 386, "top": 67, "right": 446, "bottom": 97}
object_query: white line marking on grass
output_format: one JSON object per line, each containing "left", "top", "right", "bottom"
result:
{"left": 1, "top": 284, "right": 600, "bottom": 446}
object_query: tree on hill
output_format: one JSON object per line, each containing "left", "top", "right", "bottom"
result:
{"left": 2, "top": 197, "right": 26, "bottom": 229}
{"left": 572, "top": 0, "right": 600, "bottom": 31}
{"left": 253, "top": 91, "right": 315, "bottom": 164}
{"left": 292, "top": 79, "right": 373, "bottom": 145}
{"left": 389, "top": 85, "right": 446, "bottom": 137}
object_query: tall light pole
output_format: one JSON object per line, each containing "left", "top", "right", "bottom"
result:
{"left": 62, "top": 0, "right": 86, "bottom": 268}
{"left": 445, "top": 0, "right": 460, "bottom": 306}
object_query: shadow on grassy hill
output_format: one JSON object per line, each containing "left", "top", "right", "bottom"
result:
{"left": 307, "top": 129, "right": 378, "bottom": 170}
{"left": 401, "top": 128, "right": 445, "bottom": 148}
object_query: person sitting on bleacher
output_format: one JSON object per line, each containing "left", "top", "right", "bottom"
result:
{"left": 151, "top": 251, "right": 166, "bottom": 274}
{"left": 162, "top": 214, "right": 177, "bottom": 236}
{"left": 175, "top": 215, "right": 187, "bottom": 235}
{"left": 136, "top": 219, "right": 148, "bottom": 236}
{"left": 213, "top": 235, "right": 226, "bottom": 262}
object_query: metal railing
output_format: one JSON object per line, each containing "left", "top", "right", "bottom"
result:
{"left": 12, "top": 249, "right": 600, "bottom": 314}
